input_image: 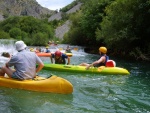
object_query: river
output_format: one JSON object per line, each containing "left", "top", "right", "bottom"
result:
{"left": 0, "top": 41, "right": 150, "bottom": 113}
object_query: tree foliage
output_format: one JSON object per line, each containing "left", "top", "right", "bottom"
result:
{"left": 96, "top": 0, "right": 150, "bottom": 59}
{"left": 80, "top": 0, "right": 113, "bottom": 42}
{"left": 64, "top": 0, "right": 150, "bottom": 60}
{"left": 0, "top": 16, "right": 55, "bottom": 46}
{"left": 63, "top": 0, "right": 113, "bottom": 46}
{"left": 0, "top": 30, "right": 11, "bottom": 39}
{"left": 9, "top": 28, "right": 21, "bottom": 40}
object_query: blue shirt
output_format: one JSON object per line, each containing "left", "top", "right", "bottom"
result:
{"left": 45, "top": 49, "right": 50, "bottom": 53}
{"left": 8, "top": 50, "right": 43, "bottom": 80}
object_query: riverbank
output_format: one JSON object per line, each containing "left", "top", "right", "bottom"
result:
{"left": 84, "top": 46, "right": 150, "bottom": 62}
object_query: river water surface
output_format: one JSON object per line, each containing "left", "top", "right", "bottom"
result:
{"left": 0, "top": 42, "right": 150, "bottom": 113}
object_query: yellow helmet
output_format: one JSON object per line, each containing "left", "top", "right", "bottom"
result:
{"left": 99, "top": 47, "right": 107, "bottom": 53}
{"left": 46, "top": 46, "right": 49, "bottom": 49}
{"left": 30, "top": 48, "right": 34, "bottom": 52}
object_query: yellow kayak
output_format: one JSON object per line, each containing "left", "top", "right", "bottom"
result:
{"left": 0, "top": 75, "right": 73, "bottom": 94}
{"left": 65, "top": 52, "right": 73, "bottom": 57}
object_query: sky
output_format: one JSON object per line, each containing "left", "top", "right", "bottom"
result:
{"left": 36, "top": 0, "right": 75, "bottom": 10}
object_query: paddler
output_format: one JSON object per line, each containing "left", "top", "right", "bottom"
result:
{"left": 50, "top": 50, "right": 70, "bottom": 65}
{"left": 0, "top": 41, "right": 44, "bottom": 80}
{"left": 45, "top": 46, "right": 50, "bottom": 53}
{"left": 79, "top": 46, "right": 109, "bottom": 69}
{"left": 65, "top": 45, "right": 71, "bottom": 53}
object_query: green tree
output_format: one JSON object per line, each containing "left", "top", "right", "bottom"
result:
{"left": 0, "top": 30, "right": 10, "bottom": 39}
{"left": 9, "top": 28, "right": 22, "bottom": 39}
{"left": 80, "top": 0, "right": 113, "bottom": 45}
{"left": 0, "top": 16, "right": 20, "bottom": 32}
{"left": 0, "top": 16, "right": 55, "bottom": 46}
{"left": 19, "top": 16, "right": 41, "bottom": 34}
{"left": 31, "top": 32, "right": 49, "bottom": 46}
{"left": 64, "top": 0, "right": 113, "bottom": 46}
{"left": 96, "top": 0, "right": 150, "bottom": 59}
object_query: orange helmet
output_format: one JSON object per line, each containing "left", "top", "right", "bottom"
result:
{"left": 99, "top": 47, "right": 107, "bottom": 54}
{"left": 55, "top": 50, "right": 61, "bottom": 57}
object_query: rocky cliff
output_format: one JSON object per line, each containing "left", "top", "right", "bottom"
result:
{"left": 49, "top": 3, "right": 82, "bottom": 40}
{"left": 0, "top": 0, "right": 54, "bottom": 20}
{"left": 0, "top": 0, "right": 82, "bottom": 40}
{"left": 48, "top": 3, "right": 82, "bottom": 21}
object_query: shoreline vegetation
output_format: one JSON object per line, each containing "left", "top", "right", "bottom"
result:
{"left": 84, "top": 46, "right": 150, "bottom": 61}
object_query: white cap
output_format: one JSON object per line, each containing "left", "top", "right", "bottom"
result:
{"left": 15, "top": 41, "right": 27, "bottom": 51}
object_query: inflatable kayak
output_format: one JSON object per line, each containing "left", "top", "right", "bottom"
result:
{"left": 36, "top": 52, "right": 72, "bottom": 57}
{"left": 0, "top": 75, "right": 73, "bottom": 94}
{"left": 64, "top": 53, "right": 73, "bottom": 57}
{"left": 43, "top": 64, "right": 130, "bottom": 75}
{"left": 36, "top": 53, "right": 51, "bottom": 57}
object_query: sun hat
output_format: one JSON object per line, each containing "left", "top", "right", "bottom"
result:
{"left": 15, "top": 41, "right": 27, "bottom": 51}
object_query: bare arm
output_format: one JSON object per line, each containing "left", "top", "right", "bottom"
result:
{"left": 50, "top": 56, "right": 53, "bottom": 63}
{"left": 36, "top": 62, "right": 44, "bottom": 73}
{"left": 67, "top": 57, "right": 70, "bottom": 65}
{"left": 5, "top": 62, "right": 9, "bottom": 68}
{"left": 86, "top": 56, "right": 106, "bottom": 69}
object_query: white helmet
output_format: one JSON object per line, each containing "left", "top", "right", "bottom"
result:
{"left": 15, "top": 41, "right": 27, "bottom": 51}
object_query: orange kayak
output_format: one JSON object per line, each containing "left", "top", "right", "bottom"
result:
{"left": 36, "top": 52, "right": 72, "bottom": 57}
{"left": 36, "top": 53, "right": 51, "bottom": 57}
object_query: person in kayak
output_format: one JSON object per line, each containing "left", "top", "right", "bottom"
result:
{"left": 1, "top": 52, "right": 11, "bottom": 58}
{"left": 65, "top": 45, "right": 71, "bottom": 53}
{"left": 50, "top": 50, "right": 70, "bottom": 65}
{"left": 0, "top": 40, "right": 44, "bottom": 80}
{"left": 79, "top": 46, "right": 109, "bottom": 69}
{"left": 0, "top": 52, "right": 11, "bottom": 68}
{"left": 45, "top": 46, "right": 50, "bottom": 53}
{"left": 35, "top": 47, "right": 41, "bottom": 53}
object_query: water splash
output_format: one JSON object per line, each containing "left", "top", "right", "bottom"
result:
{"left": 0, "top": 39, "right": 17, "bottom": 66}
{"left": 0, "top": 39, "right": 17, "bottom": 55}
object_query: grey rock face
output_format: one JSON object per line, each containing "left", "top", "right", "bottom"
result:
{"left": 0, "top": 0, "right": 54, "bottom": 19}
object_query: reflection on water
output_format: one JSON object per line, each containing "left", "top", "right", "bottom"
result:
{"left": 0, "top": 40, "right": 150, "bottom": 113}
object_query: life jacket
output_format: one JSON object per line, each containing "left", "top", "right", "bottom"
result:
{"left": 55, "top": 56, "right": 65, "bottom": 64}
{"left": 93, "top": 55, "right": 109, "bottom": 67}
